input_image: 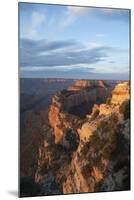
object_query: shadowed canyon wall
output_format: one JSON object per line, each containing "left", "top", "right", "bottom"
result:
{"left": 20, "top": 79, "right": 130, "bottom": 197}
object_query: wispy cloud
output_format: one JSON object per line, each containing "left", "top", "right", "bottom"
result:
{"left": 27, "top": 11, "right": 46, "bottom": 38}
{"left": 59, "top": 6, "right": 129, "bottom": 28}
{"left": 20, "top": 38, "right": 111, "bottom": 68}
{"left": 57, "top": 6, "right": 92, "bottom": 28}
{"left": 20, "top": 3, "right": 129, "bottom": 40}
{"left": 68, "top": 6, "right": 90, "bottom": 15}
{"left": 94, "top": 65, "right": 129, "bottom": 74}
{"left": 20, "top": 65, "right": 95, "bottom": 72}
{"left": 97, "top": 8, "right": 129, "bottom": 22}
{"left": 19, "top": 3, "right": 129, "bottom": 79}
{"left": 20, "top": 7, "right": 47, "bottom": 39}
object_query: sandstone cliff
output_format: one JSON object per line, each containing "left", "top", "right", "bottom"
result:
{"left": 111, "top": 81, "right": 130, "bottom": 104}
{"left": 68, "top": 80, "right": 108, "bottom": 91}
{"left": 34, "top": 80, "right": 130, "bottom": 195}
{"left": 48, "top": 80, "right": 113, "bottom": 144}
{"left": 62, "top": 81, "right": 130, "bottom": 193}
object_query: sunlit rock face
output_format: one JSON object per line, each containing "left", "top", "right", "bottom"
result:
{"left": 34, "top": 81, "right": 130, "bottom": 196}
{"left": 61, "top": 82, "right": 130, "bottom": 193}
{"left": 48, "top": 80, "right": 112, "bottom": 144}
{"left": 68, "top": 80, "right": 108, "bottom": 91}
{"left": 111, "top": 82, "right": 130, "bottom": 105}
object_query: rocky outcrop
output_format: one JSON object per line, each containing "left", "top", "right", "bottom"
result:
{"left": 68, "top": 80, "right": 109, "bottom": 91}
{"left": 79, "top": 81, "right": 130, "bottom": 142}
{"left": 61, "top": 81, "right": 130, "bottom": 193}
{"left": 62, "top": 114, "right": 130, "bottom": 193}
{"left": 111, "top": 82, "right": 130, "bottom": 105}
{"left": 35, "top": 80, "right": 130, "bottom": 195}
{"left": 48, "top": 80, "right": 112, "bottom": 144}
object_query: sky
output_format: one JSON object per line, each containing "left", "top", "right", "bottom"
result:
{"left": 19, "top": 3, "right": 130, "bottom": 80}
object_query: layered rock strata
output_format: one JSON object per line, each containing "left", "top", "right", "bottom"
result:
{"left": 35, "top": 81, "right": 130, "bottom": 195}
{"left": 48, "top": 80, "right": 112, "bottom": 144}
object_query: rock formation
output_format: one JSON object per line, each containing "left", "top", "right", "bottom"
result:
{"left": 111, "top": 81, "right": 130, "bottom": 104}
{"left": 22, "top": 80, "right": 130, "bottom": 197}
{"left": 48, "top": 80, "right": 113, "bottom": 144}
{"left": 68, "top": 80, "right": 109, "bottom": 91}
{"left": 62, "top": 81, "right": 130, "bottom": 193}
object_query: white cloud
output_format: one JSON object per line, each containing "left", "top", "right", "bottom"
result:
{"left": 59, "top": 6, "right": 90, "bottom": 28}
{"left": 20, "top": 64, "right": 94, "bottom": 72}
{"left": 87, "top": 42, "right": 102, "bottom": 48}
{"left": 60, "top": 14, "right": 76, "bottom": 28}
{"left": 25, "top": 11, "right": 46, "bottom": 39}
{"left": 31, "top": 12, "right": 45, "bottom": 28}
{"left": 94, "top": 65, "right": 129, "bottom": 74}
{"left": 67, "top": 6, "right": 89, "bottom": 16}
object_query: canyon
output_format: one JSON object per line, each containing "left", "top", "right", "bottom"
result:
{"left": 48, "top": 80, "right": 115, "bottom": 144}
{"left": 20, "top": 79, "right": 130, "bottom": 197}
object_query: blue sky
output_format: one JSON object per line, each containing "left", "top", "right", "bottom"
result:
{"left": 19, "top": 3, "right": 130, "bottom": 80}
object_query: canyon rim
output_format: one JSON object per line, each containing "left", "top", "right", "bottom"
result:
{"left": 19, "top": 2, "right": 130, "bottom": 197}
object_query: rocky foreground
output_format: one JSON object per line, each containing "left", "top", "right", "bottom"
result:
{"left": 20, "top": 80, "right": 130, "bottom": 197}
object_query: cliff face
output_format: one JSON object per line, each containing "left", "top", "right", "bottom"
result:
{"left": 35, "top": 81, "right": 130, "bottom": 195}
{"left": 111, "top": 82, "right": 130, "bottom": 104}
{"left": 48, "top": 80, "right": 112, "bottom": 144}
{"left": 62, "top": 81, "right": 130, "bottom": 193}
{"left": 68, "top": 80, "right": 109, "bottom": 91}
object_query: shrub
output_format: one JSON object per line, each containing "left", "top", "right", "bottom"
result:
{"left": 82, "top": 163, "right": 92, "bottom": 178}
{"left": 111, "top": 131, "right": 126, "bottom": 159}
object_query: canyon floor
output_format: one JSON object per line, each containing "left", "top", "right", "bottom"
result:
{"left": 19, "top": 78, "right": 130, "bottom": 197}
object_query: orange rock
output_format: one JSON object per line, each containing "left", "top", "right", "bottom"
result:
{"left": 111, "top": 82, "right": 130, "bottom": 105}
{"left": 92, "top": 167, "right": 103, "bottom": 182}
